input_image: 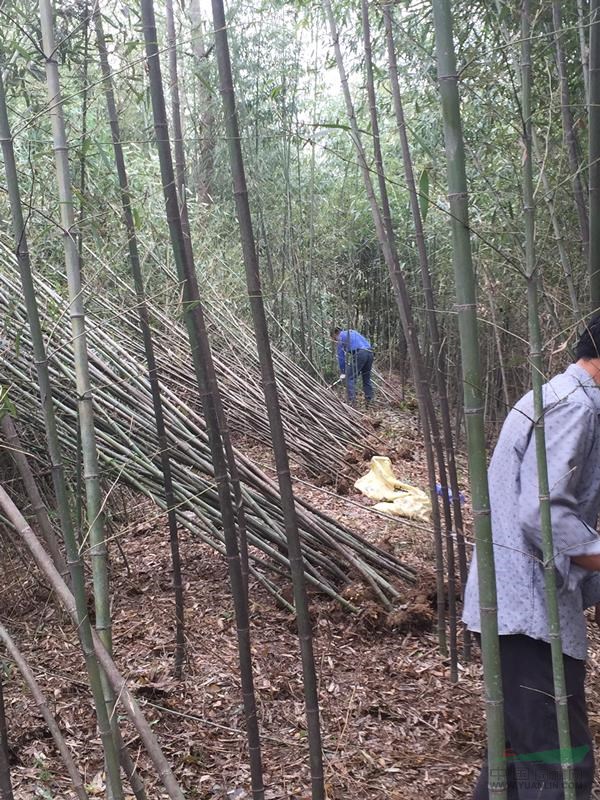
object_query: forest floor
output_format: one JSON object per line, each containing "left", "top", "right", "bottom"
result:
{"left": 2, "top": 401, "right": 600, "bottom": 799}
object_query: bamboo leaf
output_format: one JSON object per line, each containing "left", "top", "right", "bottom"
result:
{"left": 0, "top": 386, "right": 16, "bottom": 418}
{"left": 418, "top": 168, "right": 429, "bottom": 222}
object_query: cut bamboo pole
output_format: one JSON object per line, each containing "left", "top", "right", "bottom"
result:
{"left": 0, "top": 623, "right": 89, "bottom": 800}
{"left": 0, "top": 257, "right": 416, "bottom": 600}
{"left": 521, "top": 4, "right": 575, "bottom": 796}
{"left": 431, "top": 0, "right": 506, "bottom": 796}
{"left": 1, "top": 414, "right": 67, "bottom": 577}
{"left": 102, "top": 261, "right": 371, "bottom": 479}
{"left": 0, "top": 484, "right": 185, "bottom": 800}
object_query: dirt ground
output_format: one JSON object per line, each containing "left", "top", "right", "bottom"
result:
{"left": 2, "top": 407, "right": 600, "bottom": 799}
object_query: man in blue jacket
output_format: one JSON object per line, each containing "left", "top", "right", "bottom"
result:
{"left": 332, "top": 326, "right": 374, "bottom": 405}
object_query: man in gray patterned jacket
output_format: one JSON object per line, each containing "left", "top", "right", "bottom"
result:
{"left": 464, "top": 318, "right": 600, "bottom": 799}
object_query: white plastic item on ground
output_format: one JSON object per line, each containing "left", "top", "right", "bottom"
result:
{"left": 354, "top": 456, "right": 432, "bottom": 523}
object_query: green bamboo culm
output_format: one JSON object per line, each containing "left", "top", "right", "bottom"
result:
{"left": 380, "top": 0, "right": 466, "bottom": 673}
{"left": 590, "top": 0, "right": 600, "bottom": 311}
{"left": 38, "top": 0, "right": 112, "bottom": 653}
{"left": 521, "top": 3, "right": 575, "bottom": 797}
{"left": 321, "top": 0, "right": 448, "bottom": 658}
{"left": 138, "top": 0, "right": 266, "bottom": 794}
{"left": 551, "top": 1, "right": 589, "bottom": 261}
{"left": 37, "top": 2, "right": 128, "bottom": 795}
{"left": 430, "top": 1, "right": 506, "bottom": 797}
{"left": 163, "top": 0, "right": 252, "bottom": 598}
{"left": 0, "top": 62, "right": 125, "bottom": 799}
{"left": 94, "top": 7, "right": 185, "bottom": 680}
{"left": 210, "top": 0, "right": 325, "bottom": 795}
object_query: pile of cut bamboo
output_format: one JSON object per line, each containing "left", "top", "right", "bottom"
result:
{"left": 83, "top": 262, "right": 373, "bottom": 479}
{"left": 0, "top": 253, "right": 415, "bottom": 608}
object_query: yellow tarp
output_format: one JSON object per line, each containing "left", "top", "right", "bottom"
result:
{"left": 354, "top": 456, "right": 431, "bottom": 523}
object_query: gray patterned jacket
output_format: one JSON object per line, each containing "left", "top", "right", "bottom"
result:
{"left": 463, "top": 363, "right": 600, "bottom": 659}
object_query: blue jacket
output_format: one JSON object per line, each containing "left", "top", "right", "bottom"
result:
{"left": 336, "top": 329, "right": 372, "bottom": 372}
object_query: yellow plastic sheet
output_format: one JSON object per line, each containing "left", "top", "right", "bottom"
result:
{"left": 354, "top": 456, "right": 431, "bottom": 523}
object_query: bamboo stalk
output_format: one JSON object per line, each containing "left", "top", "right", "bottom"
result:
{"left": 590, "top": 0, "right": 600, "bottom": 310}
{"left": 381, "top": 0, "right": 467, "bottom": 670}
{"left": 165, "top": 0, "right": 194, "bottom": 267}
{"left": 531, "top": 129, "right": 581, "bottom": 321}
{"left": 139, "top": 1, "right": 265, "bottom": 794}
{"left": 431, "top": 0, "right": 506, "bottom": 796}
{"left": 0, "top": 624, "right": 89, "bottom": 800}
{"left": 0, "top": 668, "right": 13, "bottom": 800}
{"left": 37, "top": 6, "right": 125, "bottom": 796}
{"left": 552, "top": 1, "right": 589, "bottom": 260}
{"left": 0, "top": 63, "right": 125, "bottom": 799}
{"left": 94, "top": 6, "right": 185, "bottom": 679}
{"left": 164, "top": 0, "right": 252, "bottom": 594}
{"left": 210, "top": 4, "right": 325, "bottom": 795}
{"left": 521, "top": 4, "right": 575, "bottom": 796}
{"left": 578, "top": 0, "right": 590, "bottom": 106}
{"left": 321, "top": 0, "right": 447, "bottom": 658}
{"left": 74, "top": 0, "right": 90, "bottom": 549}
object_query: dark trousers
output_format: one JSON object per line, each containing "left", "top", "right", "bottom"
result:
{"left": 472, "top": 635, "right": 594, "bottom": 799}
{"left": 345, "top": 349, "right": 374, "bottom": 403}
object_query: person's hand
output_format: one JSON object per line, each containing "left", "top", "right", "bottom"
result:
{"left": 595, "top": 602, "right": 600, "bottom": 629}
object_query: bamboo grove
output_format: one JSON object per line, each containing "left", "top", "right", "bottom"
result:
{"left": 0, "top": 0, "right": 598, "bottom": 797}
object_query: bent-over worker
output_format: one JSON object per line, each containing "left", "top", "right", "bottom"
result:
{"left": 332, "top": 326, "right": 374, "bottom": 405}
